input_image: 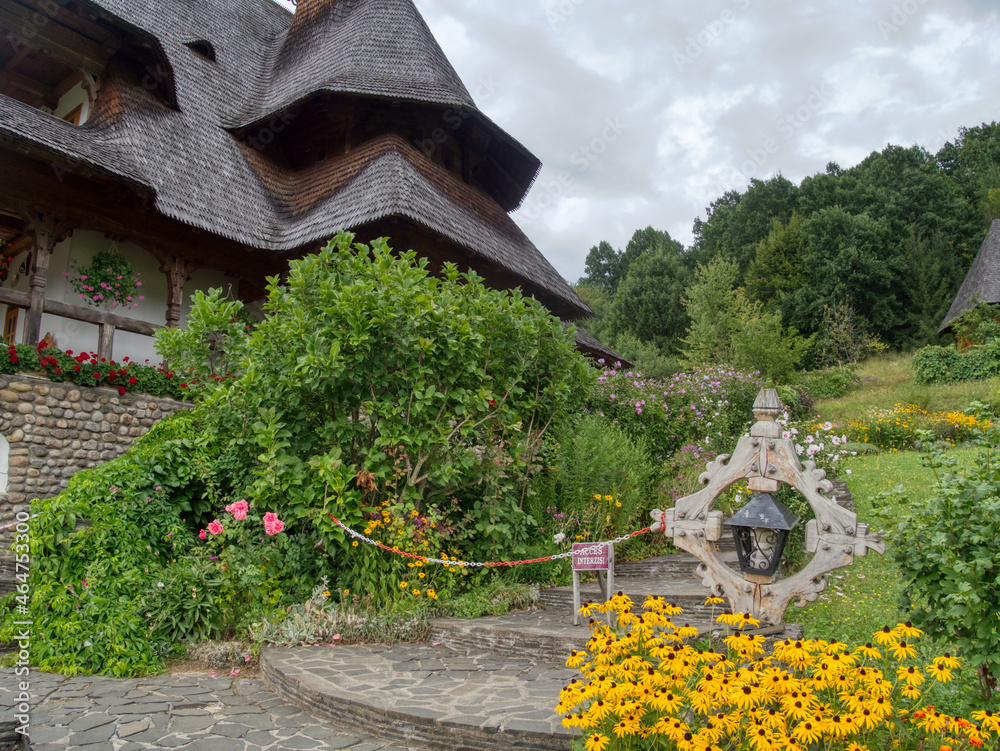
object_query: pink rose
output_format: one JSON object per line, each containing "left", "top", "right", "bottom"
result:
{"left": 199, "top": 529, "right": 207, "bottom": 540}
{"left": 207, "top": 519, "right": 223, "bottom": 535}
{"left": 262, "top": 512, "right": 284, "bottom": 536}
{"left": 225, "top": 500, "right": 249, "bottom": 520}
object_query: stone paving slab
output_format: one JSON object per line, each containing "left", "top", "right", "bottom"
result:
{"left": 0, "top": 668, "right": 422, "bottom": 750}
{"left": 262, "top": 643, "right": 576, "bottom": 751}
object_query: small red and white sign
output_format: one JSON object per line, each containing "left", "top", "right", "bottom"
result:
{"left": 572, "top": 542, "right": 610, "bottom": 571}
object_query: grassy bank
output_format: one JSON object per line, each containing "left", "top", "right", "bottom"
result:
{"left": 793, "top": 448, "right": 976, "bottom": 644}
{"left": 813, "top": 352, "right": 1000, "bottom": 425}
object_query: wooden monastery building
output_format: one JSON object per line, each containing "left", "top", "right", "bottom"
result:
{"left": 939, "top": 218, "right": 1000, "bottom": 335}
{"left": 0, "top": 0, "right": 611, "bottom": 362}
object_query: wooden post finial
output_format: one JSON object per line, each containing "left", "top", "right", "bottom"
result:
{"left": 751, "top": 388, "right": 783, "bottom": 439}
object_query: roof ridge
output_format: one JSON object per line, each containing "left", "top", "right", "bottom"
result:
{"left": 940, "top": 218, "right": 1000, "bottom": 332}
{"left": 239, "top": 0, "right": 475, "bottom": 129}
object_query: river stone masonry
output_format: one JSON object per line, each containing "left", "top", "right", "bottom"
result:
{"left": 0, "top": 372, "right": 189, "bottom": 593}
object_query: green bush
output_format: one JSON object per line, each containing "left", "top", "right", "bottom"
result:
{"left": 171, "top": 232, "right": 592, "bottom": 602}
{"left": 2, "top": 431, "right": 198, "bottom": 675}
{"left": 1, "top": 409, "right": 326, "bottom": 675}
{"left": 894, "top": 413, "right": 1000, "bottom": 699}
{"left": 529, "top": 414, "right": 659, "bottom": 548}
{"left": 775, "top": 384, "right": 814, "bottom": 421}
{"left": 155, "top": 288, "right": 253, "bottom": 392}
{"left": 912, "top": 341, "right": 1000, "bottom": 384}
{"left": 949, "top": 298, "right": 1000, "bottom": 346}
{"left": 797, "top": 366, "right": 860, "bottom": 400}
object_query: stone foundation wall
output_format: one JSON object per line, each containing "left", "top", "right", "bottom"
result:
{"left": 0, "top": 373, "right": 189, "bottom": 592}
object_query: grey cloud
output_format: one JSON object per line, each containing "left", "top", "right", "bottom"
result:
{"left": 415, "top": 0, "right": 997, "bottom": 280}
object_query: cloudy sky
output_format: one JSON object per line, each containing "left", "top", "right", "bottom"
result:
{"left": 277, "top": 0, "right": 999, "bottom": 284}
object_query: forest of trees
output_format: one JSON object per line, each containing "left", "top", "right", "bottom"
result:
{"left": 575, "top": 122, "right": 1000, "bottom": 381}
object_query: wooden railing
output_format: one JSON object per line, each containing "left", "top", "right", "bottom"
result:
{"left": 0, "top": 287, "right": 163, "bottom": 359}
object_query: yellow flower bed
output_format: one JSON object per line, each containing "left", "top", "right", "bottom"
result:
{"left": 557, "top": 594, "right": 997, "bottom": 751}
{"left": 848, "top": 404, "right": 992, "bottom": 450}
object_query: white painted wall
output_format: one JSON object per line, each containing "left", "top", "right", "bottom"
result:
{"left": 53, "top": 82, "right": 90, "bottom": 124}
{"left": 3, "top": 229, "right": 233, "bottom": 365}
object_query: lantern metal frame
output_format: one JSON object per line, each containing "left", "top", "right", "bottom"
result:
{"left": 724, "top": 492, "right": 799, "bottom": 579}
{"left": 650, "top": 388, "right": 885, "bottom": 625}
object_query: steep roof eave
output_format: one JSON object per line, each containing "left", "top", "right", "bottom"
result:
{"left": 939, "top": 219, "right": 1000, "bottom": 334}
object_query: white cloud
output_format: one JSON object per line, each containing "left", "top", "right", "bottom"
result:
{"left": 277, "top": 0, "right": 1000, "bottom": 283}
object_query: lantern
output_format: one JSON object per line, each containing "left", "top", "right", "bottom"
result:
{"left": 724, "top": 493, "right": 800, "bottom": 580}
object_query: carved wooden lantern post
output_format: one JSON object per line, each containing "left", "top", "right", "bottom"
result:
{"left": 650, "top": 388, "right": 886, "bottom": 626}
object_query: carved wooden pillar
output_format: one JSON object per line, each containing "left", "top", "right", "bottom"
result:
{"left": 79, "top": 70, "right": 98, "bottom": 114}
{"left": 158, "top": 255, "right": 200, "bottom": 328}
{"left": 17, "top": 209, "right": 74, "bottom": 347}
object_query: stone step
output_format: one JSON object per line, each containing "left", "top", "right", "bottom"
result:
{"left": 538, "top": 583, "right": 723, "bottom": 622}
{"left": 614, "top": 550, "right": 738, "bottom": 579}
{"left": 262, "top": 643, "right": 575, "bottom": 751}
{"left": 429, "top": 612, "right": 590, "bottom": 664}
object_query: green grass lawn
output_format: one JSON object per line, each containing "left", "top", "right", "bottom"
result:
{"left": 788, "top": 357, "right": 1000, "bottom": 712}
{"left": 814, "top": 352, "right": 1000, "bottom": 426}
{"left": 793, "top": 448, "right": 976, "bottom": 644}
{"left": 796, "top": 354, "right": 988, "bottom": 643}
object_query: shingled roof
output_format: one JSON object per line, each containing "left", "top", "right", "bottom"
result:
{"left": 0, "top": 0, "right": 586, "bottom": 317}
{"left": 939, "top": 219, "right": 1000, "bottom": 333}
{"left": 239, "top": 0, "right": 475, "bottom": 123}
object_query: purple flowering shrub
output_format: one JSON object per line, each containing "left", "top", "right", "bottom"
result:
{"left": 588, "top": 363, "right": 763, "bottom": 458}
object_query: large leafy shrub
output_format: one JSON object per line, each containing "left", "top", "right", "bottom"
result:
{"left": 797, "top": 365, "right": 860, "bottom": 400}
{"left": 160, "top": 232, "right": 591, "bottom": 599}
{"left": 2, "top": 414, "right": 220, "bottom": 675}
{"left": 895, "top": 413, "right": 1000, "bottom": 699}
{"left": 912, "top": 341, "right": 1000, "bottom": 384}
{"left": 529, "top": 414, "right": 658, "bottom": 549}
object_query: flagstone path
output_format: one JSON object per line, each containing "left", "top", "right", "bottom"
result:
{"left": 1, "top": 520, "right": 828, "bottom": 750}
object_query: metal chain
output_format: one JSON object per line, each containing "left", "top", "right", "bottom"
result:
{"left": 327, "top": 513, "right": 651, "bottom": 568}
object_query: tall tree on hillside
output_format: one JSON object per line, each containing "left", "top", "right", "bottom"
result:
{"left": 683, "top": 256, "right": 811, "bottom": 382}
{"left": 902, "top": 229, "right": 967, "bottom": 345}
{"left": 607, "top": 238, "right": 692, "bottom": 355}
{"left": 787, "top": 207, "right": 903, "bottom": 344}
{"left": 580, "top": 240, "right": 621, "bottom": 293}
{"left": 579, "top": 228, "right": 683, "bottom": 295}
{"left": 937, "top": 122, "right": 1000, "bottom": 222}
{"left": 682, "top": 256, "right": 741, "bottom": 367}
{"left": 691, "top": 175, "right": 799, "bottom": 282}
{"left": 849, "top": 144, "right": 980, "bottom": 256}
{"left": 744, "top": 211, "right": 808, "bottom": 316}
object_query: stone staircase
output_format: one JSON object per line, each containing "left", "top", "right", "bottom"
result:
{"left": 261, "top": 483, "right": 850, "bottom": 751}
{"left": 261, "top": 546, "right": 739, "bottom": 750}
